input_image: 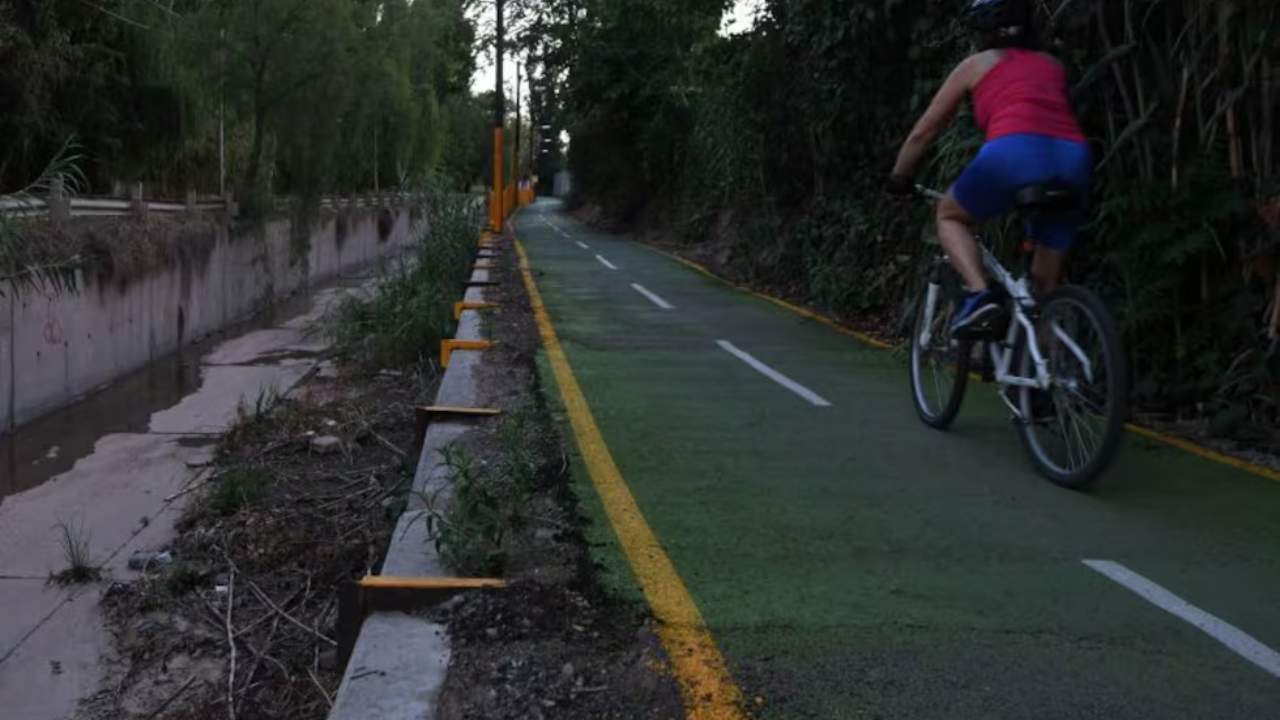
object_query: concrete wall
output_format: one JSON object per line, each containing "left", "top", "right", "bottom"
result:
{"left": 0, "top": 205, "right": 422, "bottom": 434}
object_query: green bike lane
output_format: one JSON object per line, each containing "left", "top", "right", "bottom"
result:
{"left": 514, "top": 201, "right": 1280, "bottom": 719}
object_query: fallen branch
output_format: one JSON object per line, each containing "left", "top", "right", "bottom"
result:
{"left": 225, "top": 570, "right": 237, "bottom": 720}
{"left": 234, "top": 616, "right": 280, "bottom": 715}
{"left": 307, "top": 664, "right": 334, "bottom": 709}
{"left": 247, "top": 579, "right": 337, "bottom": 647}
{"left": 142, "top": 674, "right": 198, "bottom": 720}
{"left": 371, "top": 429, "right": 406, "bottom": 458}
{"left": 234, "top": 587, "right": 302, "bottom": 640}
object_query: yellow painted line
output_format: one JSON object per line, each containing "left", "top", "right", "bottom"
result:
{"left": 634, "top": 241, "right": 1280, "bottom": 486}
{"left": 516, "top": 239, "right": 745, "bottom": 720}
{"left": 1126, "top": 423, "right": 1280, "bottom": 484}
{"left": 360, "top": 576, "right": 505, "bottom": 590}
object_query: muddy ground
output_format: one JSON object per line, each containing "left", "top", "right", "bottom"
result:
{"left": 77, "top": 232, "right": 683, "bottom": 720}
{"left": 78, "top": 362, "right": 427, "bottom": 720}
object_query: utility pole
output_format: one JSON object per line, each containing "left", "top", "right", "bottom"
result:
{"left": 219, "top": 27, "right": 226, "bottom": 197}
{"left": 491, "top": 0, "right": 505, "bottom": 232}
{"left": 514, "top": 60, "right": 522, "bottom": 192}
{"left": 528, "top": 61, "right": 536, "bottom": 189}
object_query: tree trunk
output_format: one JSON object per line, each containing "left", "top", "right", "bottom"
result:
{"left": 247, "top": 103, "right": 266, "bottom": 187}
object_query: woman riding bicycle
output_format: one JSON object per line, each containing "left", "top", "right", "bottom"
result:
{"left": 887, "top": 0, "right": 1092, "bottom": 339}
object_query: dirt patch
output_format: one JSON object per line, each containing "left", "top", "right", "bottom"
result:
{"left": 79, "top": 364, "right": 436, "bottom": 720}
{"left": 426, "top": 233, "right": 685, "bottom": 719}
{"left": 79, "top": 228, "right": 683, "bottom": 720}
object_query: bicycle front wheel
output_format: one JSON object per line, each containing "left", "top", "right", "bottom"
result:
{"left": 1015, "top": 285, "right": 1128, "bottom": 488}
{"left": 909, "top": 266, "right": 971, "bottom": 429}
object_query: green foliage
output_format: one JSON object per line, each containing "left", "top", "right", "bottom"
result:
{"left": 223, "top": 386, "right": 283, "bottom": 451}
{"left": 0, "top": 138, "right": 89, "bottom": 296}
{"left": 421, "top": 443, "right": 509, "bottom": 577}
{"left": 543, "top": 0, "right": 1280, "bottom": 432}
{"left": 329, "top": 190, "right": 483, "bottom": 370}
{"left": 0, "top": 0, "right": 482, "bottom": 198}
{"left": 420, "top": 409, "right": 546, "bottom": 576}
{"left": 209, "top": 467, "right": 273, "bottom": 516}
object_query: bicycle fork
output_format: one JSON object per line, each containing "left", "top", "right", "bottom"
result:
{"left": 916, "top": 258, "right": 948, "bottom": 349}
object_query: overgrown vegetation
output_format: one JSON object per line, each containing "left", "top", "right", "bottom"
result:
{"left": 423, "top": 444, "right": 510, "bottom": 576}
{"left": 0, "top": 0, "right": 488, "bottom": 199}
{"left": 207, "top": 467, "right": 272, "bottom": 516}
{"left": 421, "top": 410, "right": 544, "bottom": 577}
{"left": 330, "top": 190, "right": 483, "bottom": 369}
{"left": 530, "top": 0, "right": 1280, "bottom": 438}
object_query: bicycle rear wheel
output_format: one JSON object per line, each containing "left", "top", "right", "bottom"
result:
{"left": 1015, "top": 285, "right": 1128, "bottom": 488}
{"left": 909, "top": 263, "right": 971, "bottom": 429}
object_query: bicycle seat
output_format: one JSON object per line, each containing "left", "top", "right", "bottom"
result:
{"left": 1014, "top": 181, "right": 1080, "bottom": 217}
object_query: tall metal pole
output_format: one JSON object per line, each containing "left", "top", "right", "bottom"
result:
{"left": 219, "top": 27, "right": 226, "bottom": 197}
{"left": 491, "top": 0, "right": 505, "bottom": 232}
{"left": 528, "top": 61, "right": 536, "bottom": 189}
{"left": 514, "top": 61, "right": 522, "bottom": 190}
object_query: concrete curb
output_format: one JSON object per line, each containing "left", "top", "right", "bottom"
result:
{"left": 326, "top": 264, "right": 493, "bottom": 720}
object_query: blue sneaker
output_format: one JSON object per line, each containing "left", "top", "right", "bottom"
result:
{"left": 950, "top": 290, "right": 1006, "bottom": 339}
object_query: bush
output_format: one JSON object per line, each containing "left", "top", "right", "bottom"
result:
{"left": 330, "top": 190, "right": 482, "bottom": 370}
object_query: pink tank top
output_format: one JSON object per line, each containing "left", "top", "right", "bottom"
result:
{"left": 971, "top": 49, "right": 1086, "bottom": 142}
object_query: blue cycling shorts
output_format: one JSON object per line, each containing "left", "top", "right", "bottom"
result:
{"left": 951, "top": 133, "right": 1094, "bottom": 251}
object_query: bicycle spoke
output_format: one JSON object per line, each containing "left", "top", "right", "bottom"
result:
{"left": 1061, "top": 399, "right": 1100, "bottom": 461}
{"left": 930, "top": 351, "right": 945, "bottom": 411}
{"left": 1017, "top": 286, "right": 1125, "bottom": 486}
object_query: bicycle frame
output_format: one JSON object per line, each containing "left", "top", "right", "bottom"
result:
{"left": 915, "top": 187, "right": 1094, "bottom": 419}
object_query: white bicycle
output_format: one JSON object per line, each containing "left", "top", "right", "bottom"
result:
{"left": 908, "top": 184, "right": 1128, "bottom": 489}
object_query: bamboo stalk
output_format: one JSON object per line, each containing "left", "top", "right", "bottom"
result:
{"left": 1172, "top": 66, "right": 1191, "bottom": 189}
{"left": 1264, "top": 59, "right": 1274, "bottom": 178}
{"left": 1098, "top": 3, "right": 1139, "bottom": 133}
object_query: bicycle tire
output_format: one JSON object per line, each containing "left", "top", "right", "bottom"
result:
{"left": 909, "top": 271, "right": 971, "bottom": 429}
{"left": 1014, "top": 285, "right": 1128, "bottom": 488}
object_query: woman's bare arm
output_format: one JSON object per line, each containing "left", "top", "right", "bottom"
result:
{"left": 890, "top": 55, "right": 984, "bottom": 179}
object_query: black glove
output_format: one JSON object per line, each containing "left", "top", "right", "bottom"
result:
{"left": 886, "top": 174, "right": 916, "bottom": 196}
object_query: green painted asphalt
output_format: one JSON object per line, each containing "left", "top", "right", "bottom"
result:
{"left": 515, "top": 200, "right": 1280, "bottom": 719}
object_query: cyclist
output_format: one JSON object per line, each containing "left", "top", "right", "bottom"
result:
{"left": 886, "top": 0, "right": 1092, "bottom": 338}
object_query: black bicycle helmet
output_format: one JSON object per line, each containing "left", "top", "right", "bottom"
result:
{"left": 964, "top": 0, "right": 1035, "bottom": 48}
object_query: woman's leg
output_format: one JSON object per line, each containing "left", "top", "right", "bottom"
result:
{"left": 937, "top": 193, "right": 988, "bottom": 292}
{"left": 1030, "top": 245, "right": 1066, "bottom": 298}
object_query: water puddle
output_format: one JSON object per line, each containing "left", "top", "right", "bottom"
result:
{"left": 0, "top": 278, "right": 360, "bottom": 503}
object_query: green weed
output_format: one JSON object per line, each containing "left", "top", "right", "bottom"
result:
{"left": 417, "top": 410, "right": 554, "bottom": 575}
{"left": 223, "top": 386, "right": 282, "bottom": 450}
{"left": 329, "top": 191, "right": 483, "bottom": 371}
{"left": 420, "top": 444, "right": 508, "bottom": 576}
{"left": 49, "top": 518, "right": 103, "bottom": 586}
{"left": 208, "top": 467, "right": 273, "bottom": 516}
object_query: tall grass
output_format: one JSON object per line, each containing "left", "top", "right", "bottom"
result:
{"left": 330, "top": 192, "right": 483, "bottom": 370}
